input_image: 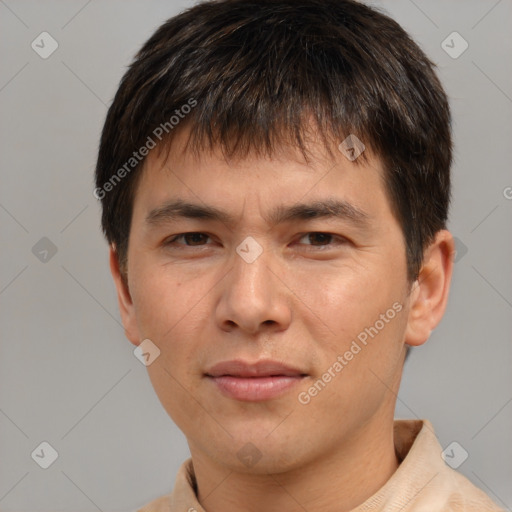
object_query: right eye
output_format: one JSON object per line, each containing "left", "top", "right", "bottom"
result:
{"left": 164, "top": 232, "right": 213, "bottom": 247}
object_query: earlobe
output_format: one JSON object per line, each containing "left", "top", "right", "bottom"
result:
{"left": 109, "top": 246, "right": 140, "bottom": 346}
{"left": 404, "top": 230, "right": 455, "bottom": 347}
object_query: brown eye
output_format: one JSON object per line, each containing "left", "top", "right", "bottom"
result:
{"left": 298, "top": 232, "right": 341, "bottom": 247}
{"left": 167, "top": 233, "right": 211, "bottom": 246}
{"left": 303, "top": 233, "right": 334, "bottom": 246}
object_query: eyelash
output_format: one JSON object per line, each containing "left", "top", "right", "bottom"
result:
{"left": 164, "top": 232, "right": 347, "bottom": 250}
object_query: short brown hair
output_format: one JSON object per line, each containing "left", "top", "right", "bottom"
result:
{"left": 95, "top": 0, "right": 452, "bottom": 282}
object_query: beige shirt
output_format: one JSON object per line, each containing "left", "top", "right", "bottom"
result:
{"left": 138, "top": 420, "right": 504, "bottom": 512}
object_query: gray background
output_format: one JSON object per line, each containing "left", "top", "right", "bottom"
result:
{"left": 0, "top": 0, "right": 511, "bottom": 510}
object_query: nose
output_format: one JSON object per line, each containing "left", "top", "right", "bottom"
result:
{"left": 215, "top": 240, "right": 292, "bottom": 335}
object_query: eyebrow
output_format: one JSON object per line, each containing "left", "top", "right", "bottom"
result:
{"left": 145, "top": 198, "right": 371, "bottom": 229}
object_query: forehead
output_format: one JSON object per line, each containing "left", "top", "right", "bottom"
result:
{"left": 132, "top": 124, "right": 392, "bottom": 227}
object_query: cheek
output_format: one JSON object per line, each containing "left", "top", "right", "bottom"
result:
{"left": 293, "top": 261, "right": 399, "bottom": 331}
{"left": 132, "top": 269, "right": 210, "bottom": 429}
{"left": 129, "top": 261, "right": 217, "bottom": 376}
{"left": 289, "top": 258, "right": 408, "bottom": 393}
{"left": 130, "top": 261, "right": 191, "bottom": 338}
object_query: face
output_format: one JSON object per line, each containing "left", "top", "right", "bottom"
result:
{"left": 114, "top": 128, "right": 426, "bottom": 474}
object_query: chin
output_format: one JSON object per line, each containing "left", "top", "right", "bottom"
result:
{"left": 205, "top": 430, "right": 313, "bottom": 475}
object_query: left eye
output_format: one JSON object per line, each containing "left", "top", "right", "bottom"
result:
{"left": 297, "top": 232, "right": 339, "bottom": 247}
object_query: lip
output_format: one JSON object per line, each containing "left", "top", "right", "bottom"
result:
{"left": 205, "top": 360, "right": 307, "bottom": 401}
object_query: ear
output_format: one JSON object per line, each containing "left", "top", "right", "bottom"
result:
{"left": 404, "top": 230, "right": 455, "bottom": 347}
{"left": 109, "top": 246, "right": 140, "bottom": 346}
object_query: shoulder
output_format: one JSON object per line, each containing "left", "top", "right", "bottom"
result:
{"left": 135, "top": 458, "right": 200, "bottom": 512}
{"left": 439, "top": 469, "right": 506, "bottom": 511}
{"left": 387, "top": 420, "right": 506, "bottom": 511}
{"left": 136, "top": 494, "right": 172, "bottom": 512}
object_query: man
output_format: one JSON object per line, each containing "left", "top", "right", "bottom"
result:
{"left": 94, "top": 0, "right": 504, "bottom": 510}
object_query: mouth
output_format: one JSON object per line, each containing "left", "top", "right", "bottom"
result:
{"left": 205, "top": 360, "right": 308, "bottom": 401}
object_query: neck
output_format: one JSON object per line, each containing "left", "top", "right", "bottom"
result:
{"left": 190, "top": 413, "right": 400, "bottom": 512}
